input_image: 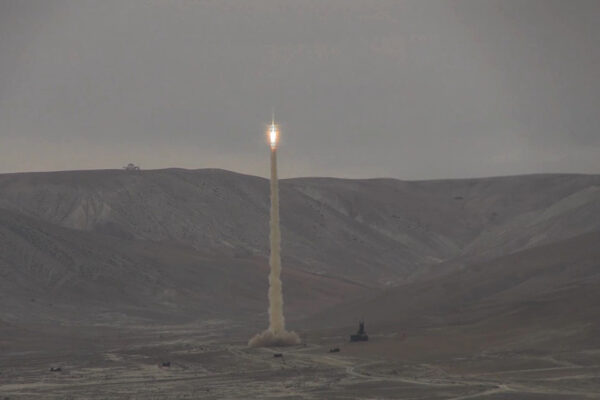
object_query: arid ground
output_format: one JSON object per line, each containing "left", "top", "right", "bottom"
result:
{"left": 2, "top": 318, "right": 600, "bottom": 399}
{"left": 1, "top": 170, "right": 599, "bottom": 398}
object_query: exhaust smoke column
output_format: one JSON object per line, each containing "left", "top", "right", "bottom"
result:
{"left": 249, "top": 118, "right": 300, "bottom": 347}
{"left": 268, "top": 129, "right": 284, "bottom": 334}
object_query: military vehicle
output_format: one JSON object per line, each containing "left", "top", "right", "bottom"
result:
{"left": 350, "top": 320, "right": 369, "bottom": 342}
{"left": 123, "top": 163, "right": 140, "bottom": 171}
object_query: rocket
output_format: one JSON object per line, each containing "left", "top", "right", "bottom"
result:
{"left": 248, "top": 114, "right": 300, "bottom": 346}
{"left": 269, "top": 116, "right": 279, "bottom": 150}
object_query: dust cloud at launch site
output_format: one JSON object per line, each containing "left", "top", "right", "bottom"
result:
{"left": 249, "top": 122, "right": 300, "bottom": 348}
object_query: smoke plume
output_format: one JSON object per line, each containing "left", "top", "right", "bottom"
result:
{"left": 249, "top": 148, "right": 300, "bottom": 347}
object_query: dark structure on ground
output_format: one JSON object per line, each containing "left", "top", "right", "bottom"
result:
{"left": 123, "top": 163, "right": 140, "bottom": 171}
{"left": 350, "top": 320, "right": 369, "bottom": 342}
{"left": 329, "top": 347, "right": 340, "bottom": 353}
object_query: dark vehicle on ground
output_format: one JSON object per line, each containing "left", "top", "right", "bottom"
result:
{"left": 350, "top": 320, "right": 369, "bottom": 342}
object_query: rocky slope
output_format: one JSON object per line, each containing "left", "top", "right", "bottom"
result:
{"left": 310, "top": 231, "right": 600, "bottom": 349}
{"left": 0, "top": 169, "right": 598, "bottom": 324}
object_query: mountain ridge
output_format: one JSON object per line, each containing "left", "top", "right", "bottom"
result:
{"left": 0, "top": 168, "right": 598, "bottom": 325}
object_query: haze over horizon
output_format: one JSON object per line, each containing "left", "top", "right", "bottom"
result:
{"left": 1, "top": 0, "right": 599, "bottom": 179}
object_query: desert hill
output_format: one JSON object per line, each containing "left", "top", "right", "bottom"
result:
{"left": 0, "top": 207, "right": 364, "bottom": 325}
{"left": 0, "top": 169, "right": 598, "bottom": 326}
{"left": 309, "top": 231, "right": 600, "bottom": 355}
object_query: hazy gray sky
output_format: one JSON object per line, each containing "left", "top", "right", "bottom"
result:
{"left": 0, "top": 0, "right": 598, "bottom": 179}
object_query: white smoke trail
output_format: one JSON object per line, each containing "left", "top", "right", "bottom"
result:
{"left": 249, "top": 147, "right": 300, "bottom": 347}
{"left": 268, "top": 148, "right": 284, "bottom": 334}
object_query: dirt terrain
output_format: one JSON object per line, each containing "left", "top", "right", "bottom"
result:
{"left": 2, "top": 320, "right": 599, "bottom": 399}
{"left": 1, "top": 170, "right": 599, "bottom": 398}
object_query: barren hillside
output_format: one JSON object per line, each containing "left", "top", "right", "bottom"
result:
{"left": 0, "top": 169, "right": 598, "bottom": 326}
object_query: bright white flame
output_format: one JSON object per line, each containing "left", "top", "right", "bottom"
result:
{"left": 269, "top": 123, "right": 278, "bottom": 149}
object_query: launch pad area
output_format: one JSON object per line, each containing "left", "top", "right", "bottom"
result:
{"left": 2, "top": 320, "right": 599, "bottom": 399}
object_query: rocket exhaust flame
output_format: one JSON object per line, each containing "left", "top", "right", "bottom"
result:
{"left": 269, "top": 122, "right": 278, "bottom": 150}
{"left": 249, "top": 118, "right": 300, "bottom": 348}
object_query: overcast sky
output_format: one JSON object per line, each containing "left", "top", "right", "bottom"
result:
{"left": 0, "top": 0, "right": 598, "bottom": 179}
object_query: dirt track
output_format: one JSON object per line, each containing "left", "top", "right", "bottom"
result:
{"left": 2, "top": 322, "right": 599, "bottom": 399}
